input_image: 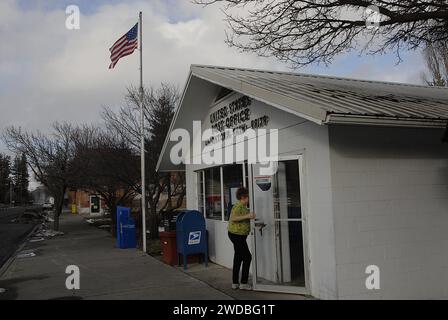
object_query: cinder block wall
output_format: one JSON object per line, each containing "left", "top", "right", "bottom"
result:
{"left": 329, "top": 125, "right": 448, "bottom": 299}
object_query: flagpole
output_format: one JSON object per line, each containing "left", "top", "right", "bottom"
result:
{"left": 139, "top": 11, "right": 147, "bottom": 253}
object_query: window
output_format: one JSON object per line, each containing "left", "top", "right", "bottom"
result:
{"left": 244, "top": 162, "right": 249, "bottom": 189}
{"left": 204, "top": 167, "right": 222, "bottom": 220}
{"left": 223, "top": 164, "right": 244, "bottom": 221}
{"left": 197, "top": 171, "right": 205, "bottom": 215}
{"left": 197, "top": 163, "right": 249, "bottom": 221}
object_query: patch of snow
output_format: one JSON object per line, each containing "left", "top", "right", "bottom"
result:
{"left": 17, "top": 252, "right": 36, "bottom": 259}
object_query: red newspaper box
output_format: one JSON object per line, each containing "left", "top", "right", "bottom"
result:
{"left": 160, "top": 231, "right": 177, "bottom": 266}
{"left": 160, "top": 231, "right": 201, "bottom": 266}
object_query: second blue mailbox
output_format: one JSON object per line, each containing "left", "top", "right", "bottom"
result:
{"left": 116, "top": 206, "right": 136, "bottom": 249}
{"left": 176, "top": 210, "right": 208, "bottom": 270}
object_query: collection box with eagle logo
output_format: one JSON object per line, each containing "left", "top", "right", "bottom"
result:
{"left": 176, "top": 210, "right": 209, "bottom": 270}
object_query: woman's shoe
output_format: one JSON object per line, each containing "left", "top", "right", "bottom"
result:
{"left": 239, "top": 283, "right": 252, "bottom": 290}
{"left": 231, "top": 284, "right": 240, "bottom": 290}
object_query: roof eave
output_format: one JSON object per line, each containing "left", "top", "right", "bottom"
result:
{"left": 155, "top": 71, "right": 193, "bottom": 172}
{"left": 326, "top": 114, "right": 448, "bottom": 128}
{"left": 191, "top": 66, "right": 327, "bottom": 125}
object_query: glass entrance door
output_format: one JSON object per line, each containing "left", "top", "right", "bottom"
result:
{"left": 250, "top": 156, "right": 309, "bottom": 294}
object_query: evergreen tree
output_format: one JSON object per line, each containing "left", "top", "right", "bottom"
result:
{"left": 11, "top": 153, "right": 29, "bottom": 205}
{"left": 0, "top": 154, "right": 11, "bottom": 204}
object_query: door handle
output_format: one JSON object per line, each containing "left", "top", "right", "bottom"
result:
{"left": 255, "top": 222, "right": 267, "bottom": 236}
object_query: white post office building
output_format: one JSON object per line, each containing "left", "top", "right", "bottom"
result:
{"left": 157, "top": 65, "right": 448, "bottom": 299}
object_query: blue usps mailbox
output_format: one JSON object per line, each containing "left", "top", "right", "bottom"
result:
{"left": 176, "top": 210, "right": 208, "bottom": 270}
{"left": 116, "top": 206, "right": 136, "bottom": 249}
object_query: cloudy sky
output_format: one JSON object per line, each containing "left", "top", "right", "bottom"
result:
{"left": 0, "top": 0, "right": 427, "bottom": 155}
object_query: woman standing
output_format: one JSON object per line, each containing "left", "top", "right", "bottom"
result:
{"left": 228, "top": 187, "right": 256, "bottom": 290}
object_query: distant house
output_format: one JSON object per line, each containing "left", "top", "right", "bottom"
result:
{"left": 68, "top": 189, "right": 106, "bottom": 217}
{"left": 68, "top": 188, "right": 142, "bottom": 217}
{"left": 31, "top": 186, "right": 53, "bottom": 205}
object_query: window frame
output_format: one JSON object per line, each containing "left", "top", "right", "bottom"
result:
{"left": 196, "top": 171, "right": 206, "bottom": 217}
{"left": 196, "top": 163, "right": 247, "bottom": 222}
{"left": 201, "top": 167, "right": 223, "bottom": 221}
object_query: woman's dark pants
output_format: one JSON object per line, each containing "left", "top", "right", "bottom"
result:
{"left": 228, "top": 232, "right": 252, "bottom": 284}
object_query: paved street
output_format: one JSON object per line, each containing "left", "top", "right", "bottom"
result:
{"left": 0, "top": 207, "right": 25, "bottom": 224}
{"left": 0, "top": 207, "right": 37, "bottom": 269}
{"left": 0, "top": 212, "right": 231, "bottom": 300}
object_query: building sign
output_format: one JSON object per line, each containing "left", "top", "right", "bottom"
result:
{"left": 205, "top": 95, "right": 270, "bottom": 146}
{"left": 210, "top": 96, "right": 252, "bottom": 133}
{"left": 188, "top": 231, "right": 201, "bottom": 245}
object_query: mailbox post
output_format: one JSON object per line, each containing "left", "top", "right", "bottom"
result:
{"left": 176, "top": 210, "right": 208, "bottom": 270}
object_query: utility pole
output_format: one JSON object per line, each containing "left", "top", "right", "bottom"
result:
{"left": 9, "top": 180, "right": 12, "bottom": 207}
{"left": 18, "top": 155, "right": 22, "bottom": 205}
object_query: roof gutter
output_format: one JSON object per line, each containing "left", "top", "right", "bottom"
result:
{"left": 326, "top": 114, "right": 448, "bottom": 128}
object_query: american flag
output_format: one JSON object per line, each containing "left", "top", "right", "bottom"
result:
{"left": 109, "top": 23, "right": 138, "bottom": 69}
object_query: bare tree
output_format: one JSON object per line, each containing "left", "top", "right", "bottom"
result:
{"left": 102, "top": 83, "right": 186, "bottom": 240}
{"left": 422, "top": 43, "right": 448, "bottom": 87}
{"left": 71, "top": 128, "right": 140, "bottom": 235}
{"left": 194, "top": 0, "right": 448, "bottom": 67}
{"left": 2, "top": 123, "right": 85, "bottom": 230}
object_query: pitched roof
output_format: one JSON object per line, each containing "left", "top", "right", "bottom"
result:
{"left": 156, "top": 65, "right": 448, "bottom": 171}
{"left": 191, "top": 65, "right": 448, "bottom": 128}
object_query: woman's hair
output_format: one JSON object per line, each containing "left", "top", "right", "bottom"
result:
{"left": 236, "top": 187, "right": 249, "bottom": 200}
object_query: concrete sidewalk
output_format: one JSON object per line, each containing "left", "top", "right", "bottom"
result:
{"left": 0, "top": 212, "right": 231, "bottom": 300}
{"left": 178, "top": 263, "right": 310, "bottom": 300}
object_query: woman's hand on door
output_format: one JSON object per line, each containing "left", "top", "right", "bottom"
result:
{"left": 247, "top": 212, "right": 256, "bottom": 220}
